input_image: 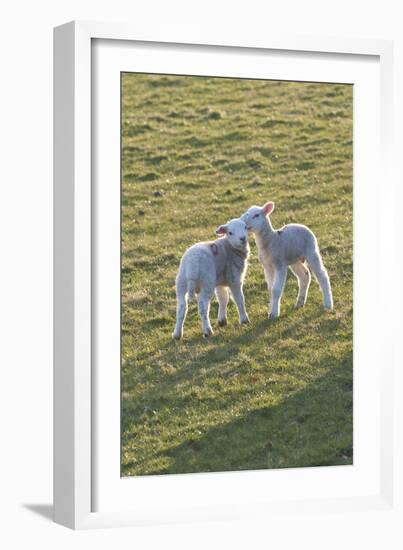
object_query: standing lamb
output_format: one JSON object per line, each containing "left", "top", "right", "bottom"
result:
{"left": 241, "top": 201, "right": 333, "bottom": 319}
{"left": 172, "top": 218, "right": 250, "bottom": 339}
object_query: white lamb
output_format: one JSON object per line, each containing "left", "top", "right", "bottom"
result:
{"left": 172, "top": 218, "right": 250, "bottom": 339}
{"left": 241, "top": 201, "right": 333, "bottom": 319}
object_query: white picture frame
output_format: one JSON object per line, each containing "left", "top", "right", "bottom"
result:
{"left": 54, "top": 20, "right": 399, "bottom": 531}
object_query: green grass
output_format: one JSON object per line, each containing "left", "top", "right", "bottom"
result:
{"left": 121, "top": 73, "right": 353, "bottom": 476}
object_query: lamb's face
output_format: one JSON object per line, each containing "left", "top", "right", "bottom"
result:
{"left": 241, "top": 205, "right": 266, "bottom": 232}
{"left": 215, "top": 218, "right": 248, "bottom": 251}
{"left": 241, "top": 202, "right": 275, "bottom": 233}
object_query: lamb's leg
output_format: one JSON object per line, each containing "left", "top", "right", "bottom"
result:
{"left": 230, "top": 284, "right": 249, "bottom": 325}
{"left": 306, "top": 248, "right": 333, "bottom": 310}
{"left": 262, "top": 262, "right": 275, "bottom": 312}
{"left": 198, "top": 286, "right": 214, "bottom": 337}
{"left": 172, "top": 278, "right": 188, "bottom": 340}
{"left": 216, "top": 286, "right": 229, "bottom": 326}
{"left": 263, "top": 263, "right": 275, "bottom": 292}
{"left": 290, "top": 261, "right": 311, "bottom": 308}
{"left": 269, "top": 266, "right": 288, "bottom": 319}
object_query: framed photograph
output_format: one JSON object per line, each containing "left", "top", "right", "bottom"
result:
{"left": 54, "top": 21, "right": 399, "bottom": 530}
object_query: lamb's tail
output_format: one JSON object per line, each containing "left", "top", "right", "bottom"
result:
{"left": 187, "top": 279, "right": 197, "bottom": 301}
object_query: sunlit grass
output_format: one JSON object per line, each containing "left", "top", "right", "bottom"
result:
{"left": 121, "top": 74, "right": 353, "bottom": 476}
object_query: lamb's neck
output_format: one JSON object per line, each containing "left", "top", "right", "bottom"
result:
{"left": 255, "top": 220, "right": 275, "bottom": 248}
{"left": 223, "top": 238, "right": 249, "bottom": 260}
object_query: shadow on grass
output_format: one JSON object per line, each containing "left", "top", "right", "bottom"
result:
{"left": 122, "top": 306, "right": 352, "bottom": 476}
{"left": 123, "top": 304, "right": 334, "bottom": 394}
{"left": 127, "top": 351, "right": 353, "bottom": 476}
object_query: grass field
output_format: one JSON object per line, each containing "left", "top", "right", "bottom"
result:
{"left": 121, "top": 73, "right": 353, "bottom": 476}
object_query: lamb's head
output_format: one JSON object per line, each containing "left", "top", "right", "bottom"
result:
{"left": 215, "top": 218, "right": 248, "bottom": 251}
{"left": 241, "top": 202, "right": 275, "bottom": 233}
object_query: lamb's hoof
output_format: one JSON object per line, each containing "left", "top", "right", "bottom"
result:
{"left": 218, "top": 318, "right": 227, "bottom": 327}
{"left": 172, "top": 331, "right": 182, "bottom": 340}
{"left": 323, "top": 305, "right": 333, "bottom": 312}
{"left": 269, "top": 312, "right": 279, "bottom": 320}
{"left": 295, "top": 302, "right": 305, "bottom": 309}
{"left": 240, "top": 316, "right": 250, "bottom": 325}
{"left": 203, "top": 327, "right": 213, "bottom": 338}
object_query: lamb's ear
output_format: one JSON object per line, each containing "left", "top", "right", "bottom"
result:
{"left": 263, "top": 202, "right": 275, "bottom": 216}
{"left": 215, "top": 224, "right": 228, "bottom": 236}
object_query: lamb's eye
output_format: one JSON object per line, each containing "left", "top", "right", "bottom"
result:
{"left": 229, "top": 231, "right": 233, "bottom": 235}
{"left": 253, "top": 214, "right": 259, "bottom": 219}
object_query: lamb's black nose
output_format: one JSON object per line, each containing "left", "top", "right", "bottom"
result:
{"left": 240, "top": 237, "right": 246, "bottom": 243}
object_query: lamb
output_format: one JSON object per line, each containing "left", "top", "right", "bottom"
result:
{"left": 241, "top": 201, "right": 333, "bottom": 319}
{"left": 172, "top": 218, "right": 250, "bottom": 339}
